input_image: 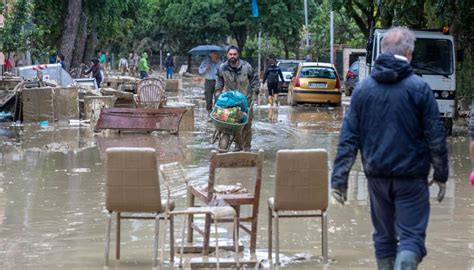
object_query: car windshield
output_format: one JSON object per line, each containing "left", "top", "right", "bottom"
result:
{"left": 349, "top": 61, "right": 359, "bottom": 72}
{"left": 278, "top": 62, "right": 300, "bottom": 72}
{"left": 299, "top": 67, "right": 336, "bottom": 79}
{"left": 411, "top": 38, "right": 453, "bottom": 75}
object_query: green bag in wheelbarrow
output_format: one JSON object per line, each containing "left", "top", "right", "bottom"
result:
{"left": 215, "top": 90, "right": 249, "bottom": 113}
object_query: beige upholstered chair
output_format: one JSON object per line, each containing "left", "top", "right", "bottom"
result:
{"left": 159, "top": 162, "right": 239, "bottom": 269}
{"left": 104, "top": 147, "right": 174, "bottom": 268}
{"left": 267, "top": 149, "right": 329, "bottom": 265}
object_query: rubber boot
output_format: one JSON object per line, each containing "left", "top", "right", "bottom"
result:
{"left": 273, "top": 94, "right": 279, "bottom": 107}
{"left": 377, "top": 257, "right": 395, "bottom": 270}
{"left": 268, "top": 96, "right": 273, "bottom": 106}
{"left": 394, "top": 250, "right": 419, "bottom": 270}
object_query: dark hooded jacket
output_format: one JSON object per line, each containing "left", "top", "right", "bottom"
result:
{"left": 331, "top": 54, "right": 448, "bottom": 189}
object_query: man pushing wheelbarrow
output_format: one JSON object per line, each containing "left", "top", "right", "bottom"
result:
{"left": 214, "top": 45, "right": 260, "bottom": 152}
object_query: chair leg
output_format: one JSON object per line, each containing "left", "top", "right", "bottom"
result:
{"left": 179, "top": 214, "right": 188, "bottom": 268}
{"left": 154, "top": 213, "right": 160, "bottom": 268}
{"left": 322, "top": 211, "right": 328, "bottom": 264}
{"left": 275, "top": 211, "right": 280, "bottom": 266}
{"left": 214, "top": 217, "right": 220, "bottom": 270}
{"left": 105, "top": 211, "right": 112, "bottom": 267}
{"left": 233, "top": 215, "right": 239, "bottom": 268}
{"left": 186, "top": 188, "right": 194, "bottom": 244}
{"left": 116, "top": 212, "right": 121, "bottom": 260}
{"left": 203, "top": 213, "right": 212, "bottom": 255}
{"left": 268, "top": 206, "right": 273, "bottom": 261}
{"left": 250, "top": 212, "right": 258, "bottom": 254}
{"left": 169, "top": 214, "right": 175, "bottom": 262}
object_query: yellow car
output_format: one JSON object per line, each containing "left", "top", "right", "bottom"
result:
{"left": 287, "top": 62, "right": 342, "bottom": 106}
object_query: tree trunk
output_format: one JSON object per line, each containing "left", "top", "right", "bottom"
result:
{"left": 235, "top": 30, "right": 247, "bottom": 56}
{"left": 283, "top": 41, "right": 289, "bottom": 59}
{"left": 71, "top": 14, "right": 88, "bottom": 69}
{"left": 59, "top": 0, "right": 82, "bottom": 70}
{"left": 84, "top": 29, "right": 97, "bottom": 65}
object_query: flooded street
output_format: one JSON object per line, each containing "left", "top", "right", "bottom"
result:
{"left": 0, "top": 92, "right": 473, "bottom": 270}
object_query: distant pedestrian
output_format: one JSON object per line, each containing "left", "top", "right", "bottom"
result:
{"left": 304, "top": 54, "right": 312, "bottom": 62}
{"left": 105, "top": 51, "right": 111, "bottom": 73}
{"left": 128, "top": 53, "right": 136, "bottom": 77}
{"left": 99, "top": 51, "right": 106, "bottom": 74}
{"left": 56, "top": 53, "right": 66, "bottom": 70}
{"left": 118, "top": 56, "right": 128, "bottom": 76}
{"left": 5, "top": 57, "right": 12, "bottom": 72}
{"left": 84, "top": 58, "right": 102, "bottom": 88}
{"left": 198, "top": 51, "right": 222, "bottom": 114}
{"left": 331, "top": 27, "right": 448, "bottom": 270}
{"left": 165, "top": 53, "right": 174, "bottom": 79}
{"left": 138, "top": 52, "right": 149, "bottom": 79}
{"left": 263, "top": 59, "right": 284, "bottom": 106}
{"left": 49, "top": 52, "right": 57, "bottom": 64}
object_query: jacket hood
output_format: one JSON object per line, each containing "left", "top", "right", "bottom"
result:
{"left": 142, "top": 52, "right": 148, "bottom": 58}
{"left": 371, "top": 54, "right": 413, "bottom": 83}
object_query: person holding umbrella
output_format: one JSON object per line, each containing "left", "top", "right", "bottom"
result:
{"left": 199, "top": 51, "right": 222, "bottom": 117}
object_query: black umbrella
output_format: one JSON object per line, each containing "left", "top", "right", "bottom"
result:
{"left": 188, "top": 45, "right": 224, "bottom": 56}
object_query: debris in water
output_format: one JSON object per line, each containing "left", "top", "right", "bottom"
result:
{"left": 71, "top": 168, "right": 91, "bottom": 173}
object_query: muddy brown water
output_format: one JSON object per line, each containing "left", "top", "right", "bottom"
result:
{"left": 0, "top": 94, "right": 473, "bottom": 269}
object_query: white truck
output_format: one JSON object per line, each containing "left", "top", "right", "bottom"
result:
{"left": 360, "top": 29, "right": 457, "bottom": 133}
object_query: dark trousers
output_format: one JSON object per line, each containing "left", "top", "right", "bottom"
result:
{"left": 267, "top": 82, "right": 278, "bottom": 96}
{"left": 368, "top": 178, "right": 430, "bottom": 260}
{"left": 166, "top": 67, "right": 173, "bottom": 79}
{"left": 235, "top": 106, "right": 253, "bottom": 150}
{"left": 204, "top": 79, "right": 216, "bottom": 113}
{"left": 140, "top": 71, "right": 149, "bottom": 79}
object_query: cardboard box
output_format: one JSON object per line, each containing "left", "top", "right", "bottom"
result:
{"left": 22, "top": 87, "right": 55, "bottom": 123}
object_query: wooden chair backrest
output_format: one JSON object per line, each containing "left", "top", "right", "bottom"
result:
{"left": 207, "top": 150, "right": 264, "bottom": 204}
{"left": 137, "top": 78, "right": 165, "bottom": 108}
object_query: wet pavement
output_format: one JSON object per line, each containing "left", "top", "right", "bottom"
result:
{"left": 0, "top": 88, "right": 473, "bottom": 269}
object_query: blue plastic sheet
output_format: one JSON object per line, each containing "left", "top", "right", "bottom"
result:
{"left": 215, "top": 91, "right": 249, "bottom": 113}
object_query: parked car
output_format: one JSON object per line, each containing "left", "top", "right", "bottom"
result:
{"left": 344, "top": 60, "right": 359, "bottom": 96}
{"left": 276, "top": 59, "right": 303, "bottom": 93}
{"left": 287, "top": 62, "right": 342, "bottom": 106}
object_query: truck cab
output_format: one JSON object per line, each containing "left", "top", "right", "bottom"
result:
{"left": 362, "top": 29, "right": 456, "bottom": 133}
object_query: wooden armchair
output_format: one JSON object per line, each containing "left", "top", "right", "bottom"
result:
{"left": 187, "top": 150, "right": 264, "bottom": 255}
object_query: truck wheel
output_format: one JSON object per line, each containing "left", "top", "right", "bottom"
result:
{"left": 444, "top": 118, "right": 453, "bottom": 136}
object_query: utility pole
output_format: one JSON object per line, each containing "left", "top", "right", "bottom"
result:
{"left": 330, "top": 10, "right": 334, "bottom": 64}
{"left": 304, "top": 0, "right": 309, "bottom": 48}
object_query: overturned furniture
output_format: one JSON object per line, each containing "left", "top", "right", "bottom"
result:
{"left": 95, "top": 108, "right": 186, "bottom": 133}
{"left": 95, "top": 78, "right": 188, "bottom": 133}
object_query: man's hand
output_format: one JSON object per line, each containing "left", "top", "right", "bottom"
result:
{"left": 331, "top": 188, "right": 347, "bottom": 205}
{"left": 429, "top": 180, "right": 446, "bottom": 203}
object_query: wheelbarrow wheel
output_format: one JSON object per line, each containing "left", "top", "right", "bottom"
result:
{"left": 218, "top": 133, "right": 230, "bottom": 152}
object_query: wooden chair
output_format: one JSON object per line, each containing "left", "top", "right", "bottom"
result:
{"left": 135, "top": 78, "right": 166, "bottom": 108}
{"left": 159, "top": 162, "right": 239, "bottom": 269}
{"left": 104, "top": 147, "right": 174, "bottom": 268}
{"left": 267, "top": 149, "right": 329, "bottom": 265}
{"left": 187, "top": 150, "right": 264, "bottom": 255}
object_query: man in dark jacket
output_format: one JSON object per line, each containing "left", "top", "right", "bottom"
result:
{"left": 215, "top": 45, "right": 260, "bottom": 151}
{"left": 84, "top": 58, "right": 102, "bottom": 88}
{"left": 331, "top": 27, "right": 448, "bottom": 270}
{"left": 263, "top": 59, "right": 284, "bottom": 106}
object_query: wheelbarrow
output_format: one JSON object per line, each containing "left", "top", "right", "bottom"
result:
{"left": 210, "top": 109, "right": 248, "bottom": 152}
